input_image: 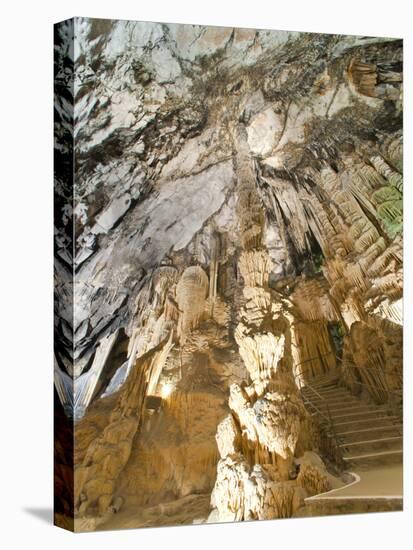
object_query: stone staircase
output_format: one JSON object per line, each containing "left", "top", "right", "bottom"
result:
{"left": 301, "top": 372, "right": 402, "bottom": 467}
{"left": 297, "top": 372, "right": 403, "bottom": 516}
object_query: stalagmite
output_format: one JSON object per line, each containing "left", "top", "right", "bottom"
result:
{"left": 210, "top": 124, "right": 318, "bottom": 520}
{"left": 74, "top": 333, "right": 173, "bottom": 517}
{"left": 296, "top": 452, "right": 332, "bottom": 496}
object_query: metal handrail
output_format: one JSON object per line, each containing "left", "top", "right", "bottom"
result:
{"left": 293, "top": 351, "right": 338, "bottom": 427}
{"left": 301, "top": 385, "right": 329, "bottom": 420}
{"left": 292, "top": 353, "right": 343, "bottom": 461}
{"left": 299, "top": 381, "right": 343, "bottom": 466}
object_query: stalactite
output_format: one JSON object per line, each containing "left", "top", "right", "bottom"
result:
{"left": 238, "top": 249, "right": 272, "bottom": 288}
{"left": 176, "top": 266, "right": 209, "bottom": 344}
{"left": 292, "top": 278, "right": 341, "bottom": 323}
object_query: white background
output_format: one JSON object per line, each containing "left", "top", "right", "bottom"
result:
{"left": 0, "top": 0, "right": 411, "bottom": 548}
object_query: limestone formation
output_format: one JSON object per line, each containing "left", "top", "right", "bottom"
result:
{"left": 54, "top": 18, "right": 403, "bottom": 531}
{"left": 176, "top": 266, "right": 209, "bottom": 343}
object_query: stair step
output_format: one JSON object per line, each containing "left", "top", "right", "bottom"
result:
{"left": 311, "top": 382, "right": 340, "bottom": 391}
{"left": 330, "top": 409, "right": 383, "bottom": 419}
{"left": 308, "top": 373, "right": 339, "bottom": 382}
{"left": 327, "top": 405, "right": 373, "bottom": 415}
{"left": 302, "top": 393, "right": 353, "bottom": 401}
{"left": 339, "top": 435, "right": 402, "bottom": 448}
{"left": 306, "top": 387, "right": 347, "bottom": 395}
{"left": 305, "top": 384, "right": 347, "bottom": 391}
{"left": 303, "top": 398, "right": 366, "bottom": 410}
{"left": 309, "top": 398, "right": 362, "bottom": 408}
{"left": 312, "top": 394, "right": 352, "bottom": 402}
{"left": 334, "top": 415, "right": 399, "bottom": 428}
{"left": 343, "top": 449, "right": 402, "bottom": 461}
{"left": 302, "top": 383, "right": 343, "bottom": 391}
{"left": 303, "top": 392, "right": 351, "bottom": 402}
{"left": 306, "top": 404, "right": 369, "bottom": 416}
{"left": 336, "top": 424, "right": 403, "bottom": 438}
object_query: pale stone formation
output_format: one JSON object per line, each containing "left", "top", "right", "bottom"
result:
{"left": 75, "top": 333, "right": 173, "bottom": 516}
{"left": 54, "top": 19, "right": 403, "bottom": 530}
{"left": 295, "top": 452, "right": 332, "bottom": 496}
{"left": 209, "top": 126, "right": 321, "bottom": 520}
{"left": 176, "top": 266, "right": 209, "bottom": 343}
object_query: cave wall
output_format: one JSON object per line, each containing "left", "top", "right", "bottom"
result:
{"left": 54, "top": 18, "right": 403, "bottom": 530}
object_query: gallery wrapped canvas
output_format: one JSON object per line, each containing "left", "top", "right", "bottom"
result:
{"left": 54, "top": 17, "right": 403, "bottom": 532}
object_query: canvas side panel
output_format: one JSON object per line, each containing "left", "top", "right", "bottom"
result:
{"left": 54, "top": 18, "right": 75, "bottom": 532}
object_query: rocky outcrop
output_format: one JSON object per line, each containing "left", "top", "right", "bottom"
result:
{"left": 75, "top": 333, "right": 173, "bottom": 516}
{"left": 208, "top": 127, "right": 328, "bottom": 522}
{"left": 54, "top": 18, "right": 403, "bottom": 531}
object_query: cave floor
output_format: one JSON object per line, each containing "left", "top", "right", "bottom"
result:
{"left": 82, "top": 464, "right": 403, "bottom": 531}
{"left": 320, "top": 464, "right": 403, "bottom": 498}
{"left": 99, "top": 494, "right": 212, "bottom": 531}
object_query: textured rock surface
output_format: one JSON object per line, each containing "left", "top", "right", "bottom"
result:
{"left": 54, "top": 18, "right": 403, "bottom": 530}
